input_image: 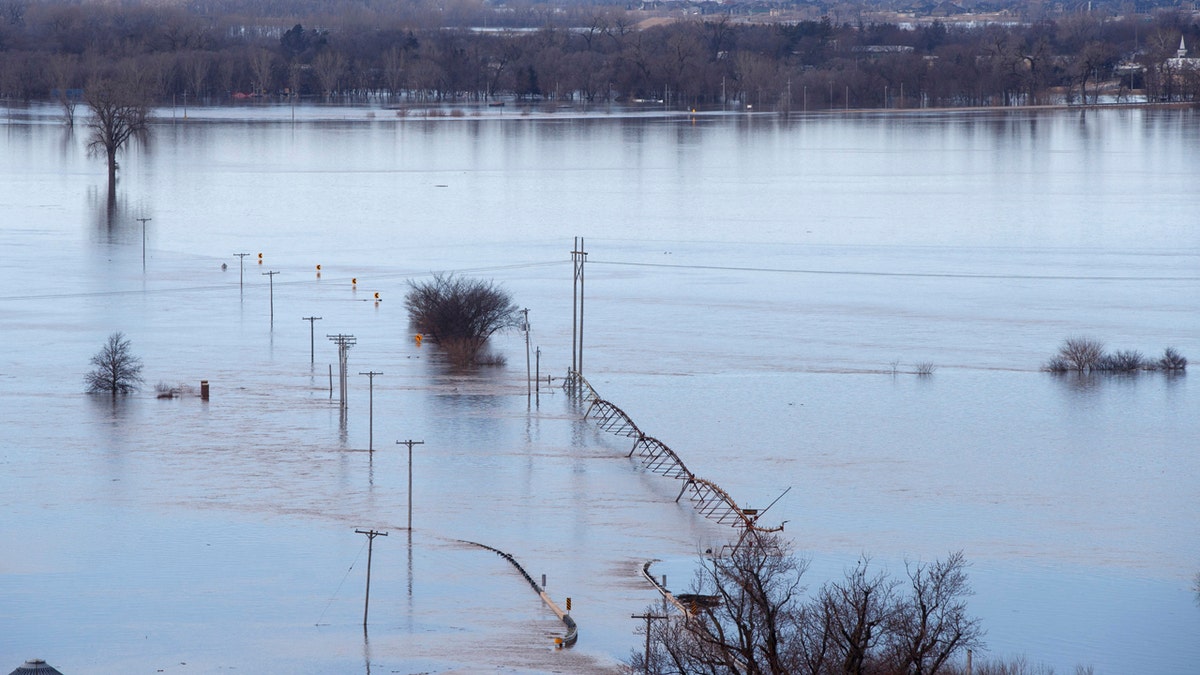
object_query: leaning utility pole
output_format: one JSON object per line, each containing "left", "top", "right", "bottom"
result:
{"left": 355, "top": 528, "right": 388, "bottom": 628}
{"left": 359, "top": 371, "right": 382, "bottom": 451}
{"left": 302, "top": 316, "right": 323, "bottom": 364}
{"left": 396, "top": 439, "right": 425, "bottom": 530}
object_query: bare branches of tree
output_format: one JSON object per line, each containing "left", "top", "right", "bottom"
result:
{"left": 85, "top": 76, "right": 151, "bottom": 186}
{"left": 887, "top": 551, "right": 985, "bottom": 675}
{"left": 404, "top": 273, "right": 519, "bottom": 367}
{"left": 85, "top": 332, "right": 144, "bottom": 395}
{"left": 633, "top": 538, "right": 983, "bottom": 675}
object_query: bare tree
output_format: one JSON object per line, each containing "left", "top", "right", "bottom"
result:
{"left": 247, "top": 47, "right": 275, "bottom": 95}
{"left": 633, "top": 532, "right": 807, "bottom": 675}
{"left": 48, "top": 53, "right": 82, "bottom": 126}
{"left": 818, "top": 557, "right": 900, "bottom": 675}
{"left": 637, "top": 543, "right": 983, "bottom": 675}
{"left": 85, "top": 332, "right": 144, "bottom": 394}
{"left": 1048, "top": 336, "right": 1105, "bottom": 372}
{"left": 85, "top": 78, "right": 150, "bottom": 187}
{"left": 886, "top": 551, "right": 985, "bottom": 675}
{"left": 312, "top": 48, "right": 346, "bottom": 98}
{"left": 404, "top": 273, "right": 519, "bottom": 367}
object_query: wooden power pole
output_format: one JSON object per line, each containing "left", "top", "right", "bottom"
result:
{"left": 396, "top": 439, "right": 425, "bottom": 530}
{"left": 355, "top": 528, "right": 388, "bottom": 628}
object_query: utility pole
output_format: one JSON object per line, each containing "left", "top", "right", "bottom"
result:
{"left": 262, "top": 270, "right": 279, "bottom": 324}
{"left": 302, "top": 316, "right": 323, "bottom": 363}
{"left": 359, "top": 371, "right": 382, "bottom": 451}
{"left": 327, "top": 334, "right": 356, "bottom": 410}
{"left": 571, "top": 237, "right": 587, "bottom": 379}
{"left": 355, "top": 528, "right": 388, "bottom": 628}
{"left": 136, "top": 217, "right": 151, "bottom": 271}
{"left": 631, "top": 612, "right": 667, "bottom": 674}
{"left": 396, "top": 439, "right": 425, "bottom": 530}
{"left": 234, "top": 253, "right": 250, "bottom": 294}
{"left": 522, "top": 308, "right": 531, "bottom": 402}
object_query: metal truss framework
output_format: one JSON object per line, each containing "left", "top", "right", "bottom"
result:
{"left": 568, "top": 370, "right": 783, "bottom": 536}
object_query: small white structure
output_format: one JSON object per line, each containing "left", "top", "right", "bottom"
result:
{"left": 1166, "top": 36, "right": 1200, "bottom": 71}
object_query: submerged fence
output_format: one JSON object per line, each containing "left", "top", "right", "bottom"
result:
{"left": 565, "top": 370, "right": 785, "bottom": 539}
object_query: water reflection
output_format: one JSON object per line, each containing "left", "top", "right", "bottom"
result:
{"left": 362, "top": 625, "right": 372, "bottom": 675}
{"left": 1048, "top": 371, "right": 1102, "bottom": 395}
{"left": 88, "top": 180, "right": 122, "bottom": 234}
{"left": 59, "top": 123, "right": 76, "bottom": 158}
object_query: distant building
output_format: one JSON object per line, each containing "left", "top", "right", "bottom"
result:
{"left": 1166, "top": 36, "right": 1200, "bottom": 71}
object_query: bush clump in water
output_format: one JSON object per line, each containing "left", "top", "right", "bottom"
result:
{"left": 1044, "top": 338, "right": 1186, "bottom": 375}
{"left": 1046, "top": 336, "right": 1105, "bottom": 372}
{"left": 1159, "top": 347, "right": 1188, "bottom": 372}
{"left": 1095, "top": 349, "right": 1146, "bottom": 372}
{"left": 405, "top": 273, "right": 519, "bottom": 368}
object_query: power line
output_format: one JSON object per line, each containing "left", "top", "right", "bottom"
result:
{"left": 589, "top": 259, "right": 1200, "bottom": 282}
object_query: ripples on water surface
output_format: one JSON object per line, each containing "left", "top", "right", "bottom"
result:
{"left": 1, "top": 103, "right": 1197, "bottom": 673}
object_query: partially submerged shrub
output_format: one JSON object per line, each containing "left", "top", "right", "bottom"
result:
{"left": 1042, "top": 356, "right": 1070, "bottom": 373}
{"left": 1159, "top": 347, "right": 1188, "bottom": 371}
{"left": 914, "top": 361, "right": 936, "bottom": 376}
{"left": 1056, "top": 337, "right": 1104, "bottom": 371}
{"left": 1095, "top": 349, "right": 1145, "bottom": 372}
{"left": 155, "top": 381, "right": 197, "bottom": 399}
{"left": 405, "top": 273, "right": 519, "bottom": 368}
{"left": 1044, "top": 338, "right": 1186, "bottom": 376}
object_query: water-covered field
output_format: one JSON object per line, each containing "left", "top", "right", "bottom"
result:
{"left": 1, "top": 103, "right": 1198, "bottom": 673}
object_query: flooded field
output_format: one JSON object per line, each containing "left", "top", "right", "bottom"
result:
{"left": 1, "top": 103, "right": 1198, "bottom": 673}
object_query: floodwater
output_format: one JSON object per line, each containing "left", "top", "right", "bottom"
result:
{"left": 1, "top": 102, "right": 1198, "bottom": 674}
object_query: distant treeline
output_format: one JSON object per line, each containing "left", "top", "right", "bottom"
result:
{"left": 1, "top": 0, "right": 1199, "bottom": 109}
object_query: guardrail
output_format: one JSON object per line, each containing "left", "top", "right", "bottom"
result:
{"left": 460, "top": 539, "right": 578, "bottom": 647}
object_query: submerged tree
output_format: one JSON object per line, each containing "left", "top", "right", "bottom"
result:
{"left": 85, "top": 77, "right": 151, "bottom": 187}
{"left": 85, "top": 332, "right": 144, "bottom": 394}
{"left": 404, "top": 273, "right": 519, "bottom": 367}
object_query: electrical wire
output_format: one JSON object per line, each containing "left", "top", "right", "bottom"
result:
{"left": 315, "top": 536, "right": 368, "bottom": 626}
{"left": 588, "top": 258, "right": 1200, "bottom": 282}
